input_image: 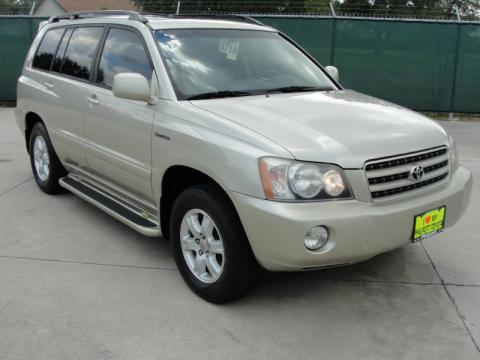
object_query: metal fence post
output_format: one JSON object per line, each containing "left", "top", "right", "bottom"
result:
{"left": 176, "top": 1, "right": 181, "bottom": 15}
{"left": 29, "top": 0, "right": 36, "bottom": 15}
{"left": 329, "top": 1, "right": 337, "bottom": 65}
{"left": 449, "top": 5, "right": 462, "bottom": 118}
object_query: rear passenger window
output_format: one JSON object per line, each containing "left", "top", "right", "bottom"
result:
{"left": 32, "top": 28, "right": 64, "bottom": 70}
{"left": 61, "top": 27, "right": 103, "bottom": 80}
{"left": 96, "top": 28, "right": 152, "bottom": 88}
{"left": 52, "top": 28, "right": 73, "bottom": 73}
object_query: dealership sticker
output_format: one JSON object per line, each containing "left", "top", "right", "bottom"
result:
{"left": 219, "top": 39, "right": 240, "bottom": 60}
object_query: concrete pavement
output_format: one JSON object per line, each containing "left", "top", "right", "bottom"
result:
{"left": 0, "top": 107, "right": 479, "bottom": 360}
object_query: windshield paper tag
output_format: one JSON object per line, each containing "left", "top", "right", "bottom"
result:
{"left": 219, "top": 39, "right": 239, "bottom": 61}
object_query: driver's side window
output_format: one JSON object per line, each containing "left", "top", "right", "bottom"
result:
{"left": 96, "top": 27, "right": 152, "bottom": 88}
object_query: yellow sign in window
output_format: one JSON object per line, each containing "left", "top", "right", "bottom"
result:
{"left": 412, "top": 206, "right": 446, "bottom": 242}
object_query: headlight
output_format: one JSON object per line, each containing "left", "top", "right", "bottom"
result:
{"left": 259, "top": 157, "right": 353, "bottom": 201}
{"left": 322, "top": 169, "right": 345, "bottom": 196}
{"left": 448, "top": 134, "right": 459, "bottom": 172}
{"left": 288, "top": 163, "right": 324, "bottom": 199}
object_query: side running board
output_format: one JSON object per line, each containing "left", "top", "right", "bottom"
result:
{"left": 59, "top": 175, "right": 161, "bottom": 237}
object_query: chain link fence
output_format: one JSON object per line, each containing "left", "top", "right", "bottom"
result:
{"left": 141, "top": 0, "right": 480, "bottom": 21}
{"left": 2, "top": 0, "right": 479, "bottom": 20}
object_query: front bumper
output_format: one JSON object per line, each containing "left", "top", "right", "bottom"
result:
{"left": 229, "top": 166, "right": 472, "bottom": 271}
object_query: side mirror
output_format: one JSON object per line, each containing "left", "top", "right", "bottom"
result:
{"left": 112, "top": 73, "right": 151, "bottom": 102}
{"left": 325, "top": 66, "right": 339, "bottom": 82}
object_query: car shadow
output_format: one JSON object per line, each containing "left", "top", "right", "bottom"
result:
{"left": 60, "top": 191, "right": 439, "bottom": 302}
{"left": 240, "top": 243, "right": 439, "bottom": 304}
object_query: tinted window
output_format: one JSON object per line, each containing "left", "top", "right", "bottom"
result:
{"left": 61, "top": 27, "right": 103, "bottom": 80}
{"left": 32, "top": 28, "right": 64, "bottom": 70}
{"left": 97, "top": 28, "right": 152, "bottom": 88}
{"left": 52, "top": 28, "right": 73, "bottom": 73}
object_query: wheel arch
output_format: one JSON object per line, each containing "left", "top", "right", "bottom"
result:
{"left": 160, "top": 165, "right": 236, "bottom": 240}
{"left": 24, "top": 111, "right": 45, "bottom": 153}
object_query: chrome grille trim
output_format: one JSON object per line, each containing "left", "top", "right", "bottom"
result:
{"left": 365, "top": 147, "right": 449, "bottom": 201}
{"left": 368, "top": 159, "right": 449, "bottom": 185}
{"left": 365, "top": 148, "right": 447, "bottom": 171}
{"left": 365, "top": 154, "right": 449, "bottom": 178}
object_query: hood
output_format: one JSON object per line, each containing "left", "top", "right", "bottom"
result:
{"left": 191, "top": 90, "right": 448, "bottom": 169}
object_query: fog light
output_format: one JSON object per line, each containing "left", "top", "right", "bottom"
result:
{"left": 304, "top": 226, "right": 329, "bottom": 251}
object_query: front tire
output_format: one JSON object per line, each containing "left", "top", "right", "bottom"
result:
{"left": 29, "top": 122, "right": 66, "bottom": 194}
{"left": 170, "top": 184, "right": 259, "bottom": 303}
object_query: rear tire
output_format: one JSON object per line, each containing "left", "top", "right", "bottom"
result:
{"left": 170, "top": 183, "right": 259, "bottom": 303}
{"left": 29, "top": 122, "right": 66, "bottom": 194}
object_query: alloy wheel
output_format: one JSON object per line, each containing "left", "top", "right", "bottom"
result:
{"left": 33, "top": 135, "right": 50, "bottom": 182}
{"left": 180, "top": 209, "right": 225, "bottom": 284}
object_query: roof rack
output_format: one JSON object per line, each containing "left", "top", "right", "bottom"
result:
{"left": 165, "top": 14, "right": 265, "bottom": 26}
{"left": 48, "top": 10, "right": 149, "bottom": 24}
{"left": 47, "top": 11, "right": 265, "bottom": 27}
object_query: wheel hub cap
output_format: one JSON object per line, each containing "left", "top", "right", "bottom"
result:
{"left": 180, "top": 209, "right": 225, "bottom": 284}
{"left": 199, "top": 237, "right": 208, "bottom": 251}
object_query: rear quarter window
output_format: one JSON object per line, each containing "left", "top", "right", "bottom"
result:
{"left": 32, "top": 28, "right": 65, "bottom": 71}
{"left": 60, "top": 27, "right": 104, "bottom": 80}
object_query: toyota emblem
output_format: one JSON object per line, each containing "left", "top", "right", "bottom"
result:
{"left": 409, "top": 164, "right": 424, "bottom": 181}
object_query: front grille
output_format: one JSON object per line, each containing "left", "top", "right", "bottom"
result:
{"left": 365, "top": 147, "right": 450, "bottom": 201}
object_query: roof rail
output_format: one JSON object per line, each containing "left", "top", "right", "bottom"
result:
{"left": 48, "top": 10, "right": 149, "bottom": 24}
{"left": 165, "top": 14, "right": 265, "bottom": 26}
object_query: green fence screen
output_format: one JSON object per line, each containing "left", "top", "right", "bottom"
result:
{"left": 259, "top": 17, "right": 480, "bottom": 113}
{"left": 0, "top": 16, "right": 479, "bottom": 112}
{"left": 454, "top": 24, "right": 480, "bottom": 113}
{"left": 333, "top": 20, "right": 458, "bottom": 112}
{"left": 0, "top": 16, "right": 46, "bottom": 102}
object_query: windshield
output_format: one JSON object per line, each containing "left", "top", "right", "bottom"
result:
{"left": 154, "top": 29, "right": 336, "bottom": 100}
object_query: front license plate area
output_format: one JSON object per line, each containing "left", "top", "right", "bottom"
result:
{"left": 412, "top": 206, "right": 446, "bottom": 242}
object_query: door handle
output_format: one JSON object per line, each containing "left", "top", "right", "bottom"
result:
{"left": 87, "top": 94, "right": 100, "bottom": 105}
{"left": 43, "top": 81, "right": 54, "bottom": 89}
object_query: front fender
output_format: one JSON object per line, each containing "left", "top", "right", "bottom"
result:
{"left": 151, "top": 101, "right": 293, "bottom": 206}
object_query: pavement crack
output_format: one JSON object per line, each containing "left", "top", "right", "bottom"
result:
{"left": 444, "top": 283, "right": 480, "bottom": 288}
{"left": 2, "top": 253, "right": 478, "bottom": 288}
{"left": 0, "top": 177, "right": 33, "bottom": 197}
{"left": 0, "top": 254, "right": 177, "bottom": 271}
{"left": 324, "top": 277, "right": 443, "bottom": 286}
{"left": 421, "top": 243, "right": 480, "bottom": 354}
{"left": 327, "top": 277, "right": 480, "bottom": 287}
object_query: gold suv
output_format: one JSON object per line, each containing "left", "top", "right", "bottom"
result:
{"left": 16, "top": 11, "right": 472, "bottom": 302}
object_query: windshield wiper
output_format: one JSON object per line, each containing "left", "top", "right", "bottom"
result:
{"left": 186, "top": 90, "right": 255, "bottom": 100}
{"left": 264, "top": 86, "right": 333, "bottom": 94}
{"left": 186, "top": 86, "right": 333, "bottom": 100}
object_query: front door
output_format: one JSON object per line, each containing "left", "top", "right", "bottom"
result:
{"left": 82, "top": 26, "right": 156, "bottom": 200}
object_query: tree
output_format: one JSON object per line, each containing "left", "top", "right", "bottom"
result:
{"left": 0, "top": 0, "right": 33, "bottom": 14}
{"left": 453, "top": 0, "right": 480, "bottom": 19}
{"left": 335, "top": 0, "right": 479, "bottom": 18}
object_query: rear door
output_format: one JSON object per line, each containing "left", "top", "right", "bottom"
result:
{"left": 33, "top": 25, "right": 105, "bottom": 168}
{"left": 82, "top": 26, "right": 155, "bottom": 200}
{"left": 26, "top": 27, "right": 78, "bottom": 167}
